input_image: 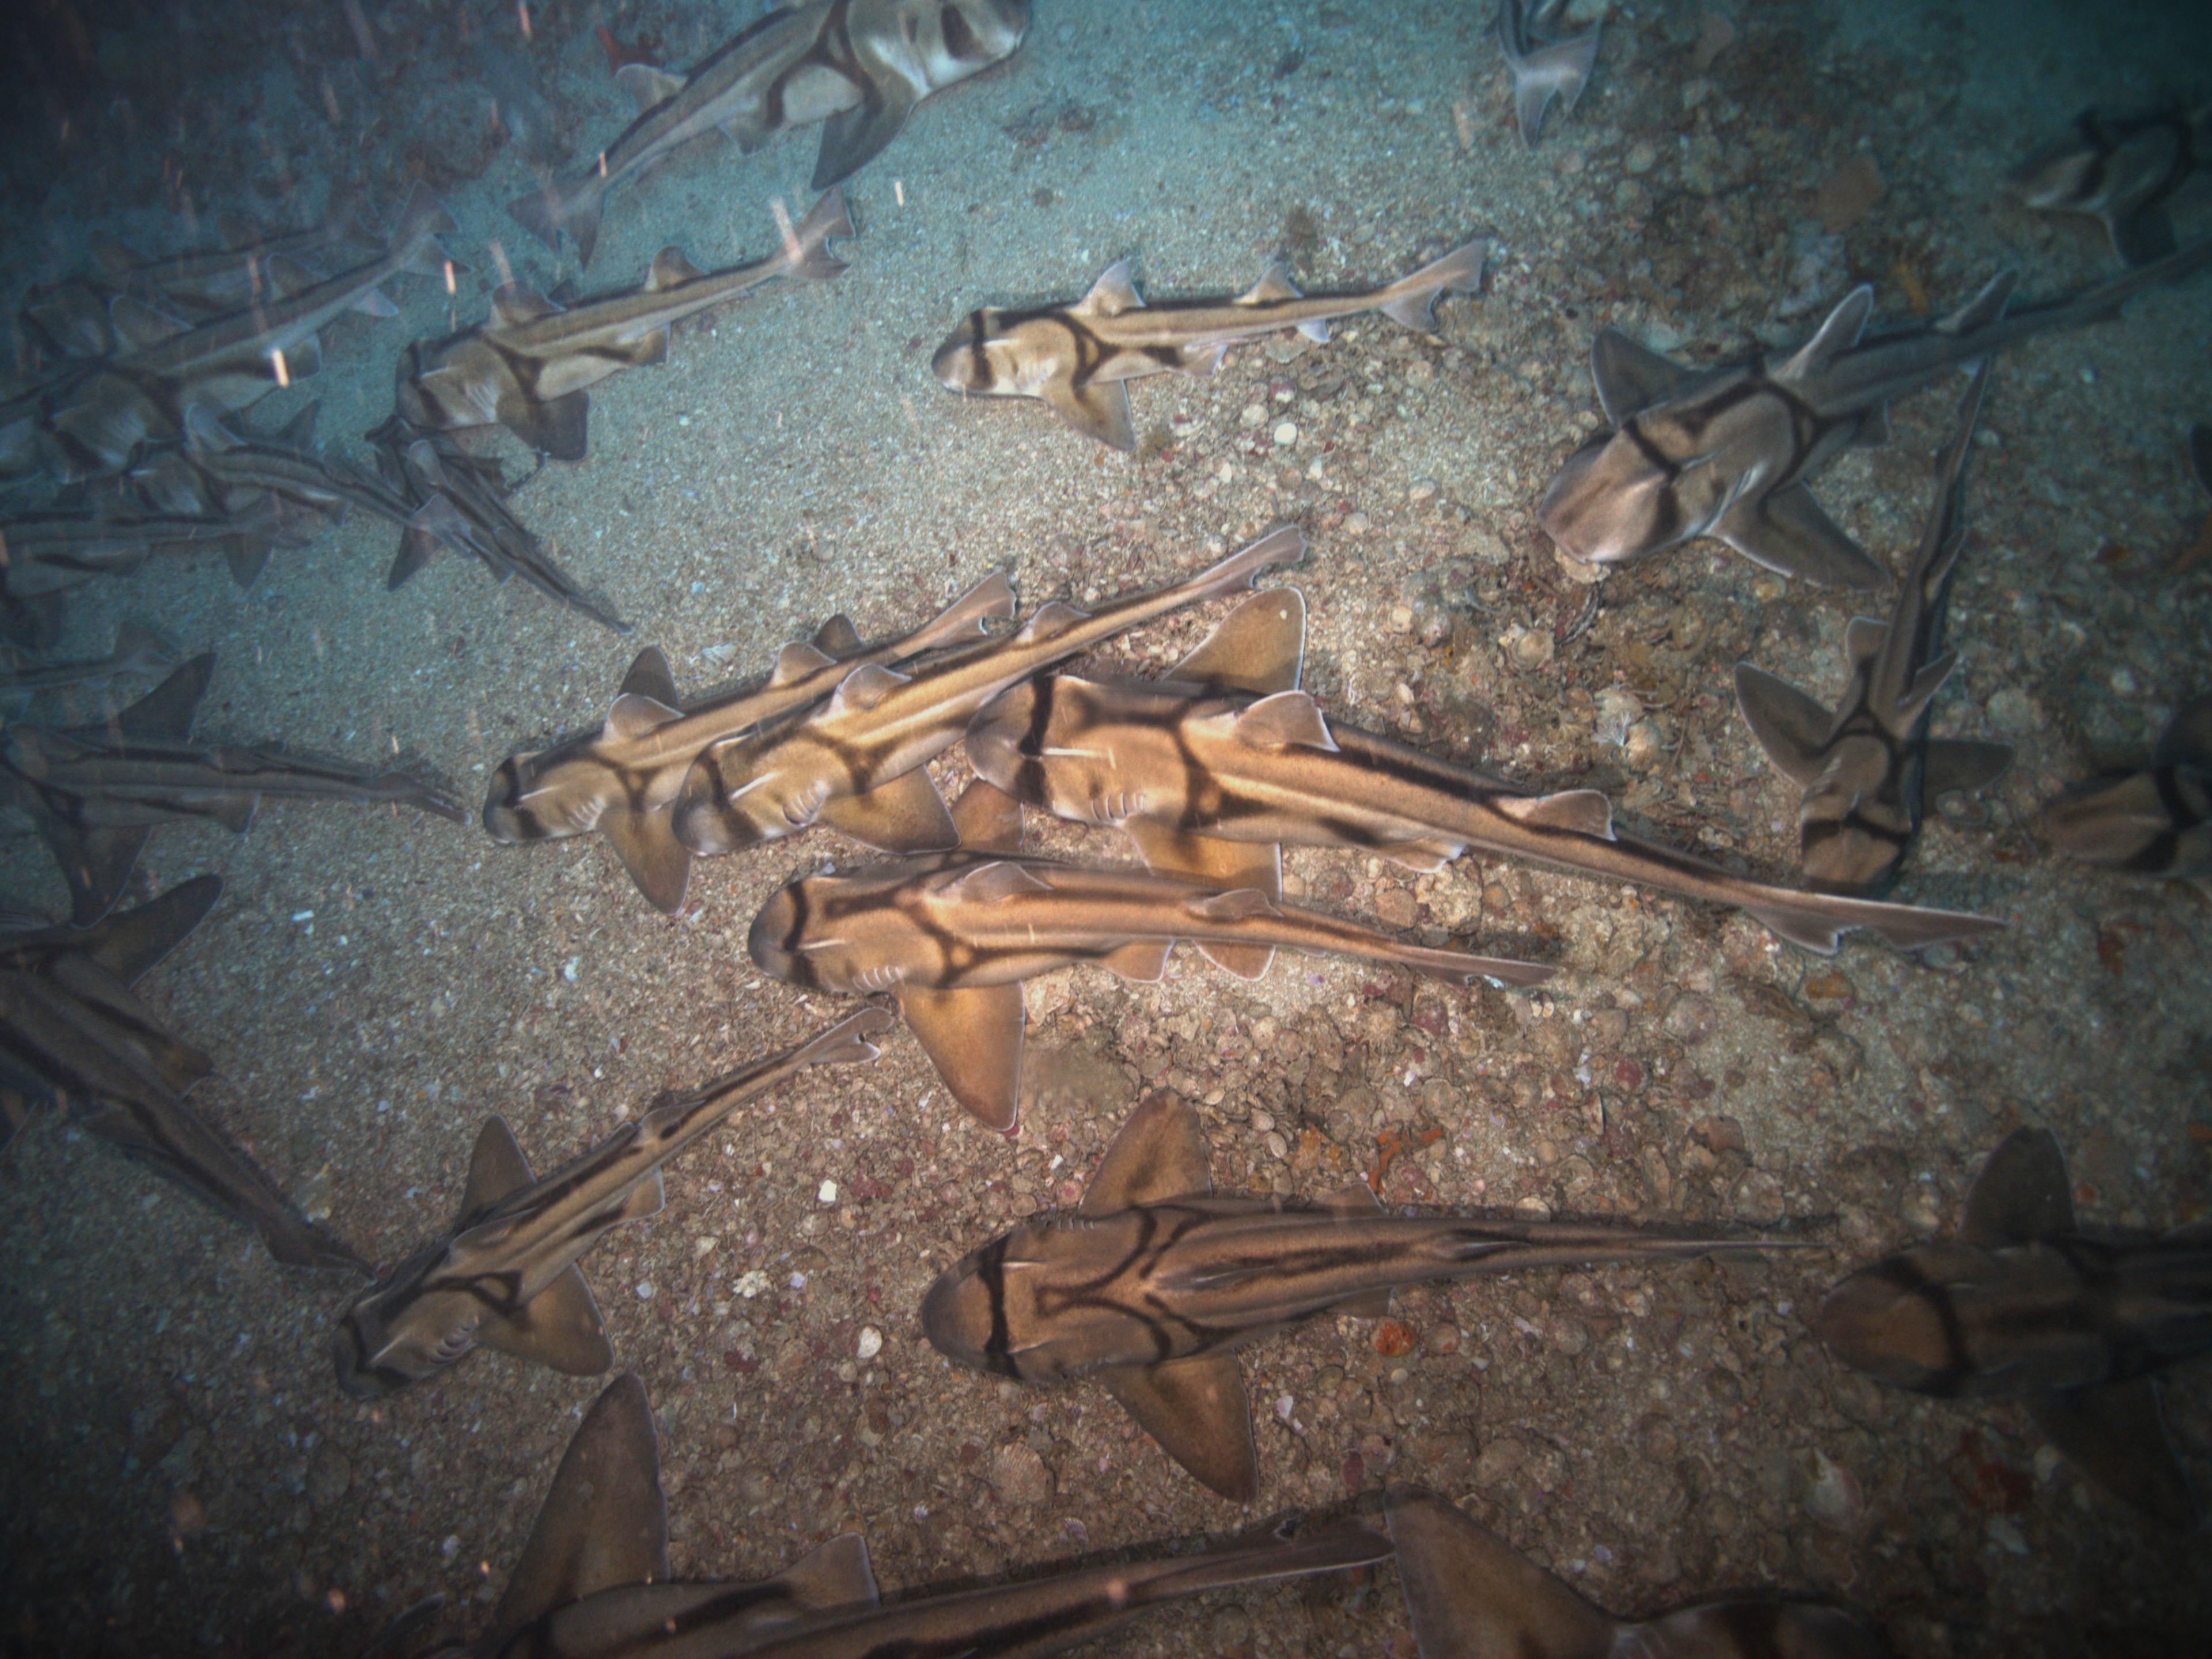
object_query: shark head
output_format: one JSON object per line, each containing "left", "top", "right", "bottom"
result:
{"left": 482, "top": 751, "right": 564, "bottom": 842}
{"left": 965, "top": 678, "right": 1139, "bottom": 825}
{"left": 745, "top": 884, "right": 823, "bottom": 989}
{"left": 332, "top": 1266, "right": 480, "bottom": 1399}
{"left": 1798, "top": 739, "right": 1910, "bottom": 895}
{"left": 1537, "top": 425, "right": 1732, "bottom": 568}
{"left": 1812, "top": 1248, "right": 1968, "bottom": 1395}
{"left": 920, "top": 0, "right": 1032, "bottom": 77}
{"left": 918, "top": 1240, "right": 1015, "bottom": 1376}
{"left": 930, "top": 309, "right": 1029, "bottom": 398}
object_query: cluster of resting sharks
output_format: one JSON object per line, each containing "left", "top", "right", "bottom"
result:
{"left": 3, "top": 2, "right": 2211, "bottom": 1653}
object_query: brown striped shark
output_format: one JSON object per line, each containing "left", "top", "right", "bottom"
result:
{"left": 1495, "top": 0, "right": 1601, "bottom": 149}
{"left": 0, "top": 653, "right": 464, "bottom": 926}
{"left": 510, "top": 1, "right": 1029, "bottom": 267}
{"left": 440, "top": 1374, "right": 1388, "bottom": 1659}
{"left": 673, "top": 526, "right": 1306, "bottom": 857}
{"left": 0, "top": 876, "right": 361, "bottom": 1271}
{"left": 333, "top": 1005, "right": 893, "bottom": 1398}
{"left": 932, "top": 242, "right": 1487, "bottom": 451}
{"left": 399, "top": 191, "right": 850, "bottom": 461}
{"left": 1385, "top": 1484, "right": 1884, "bottom": 1659}
{"left": 922, "top": 1093, "right": 1793, "bottom": 1498}
{"left": 1540, "top": 237, "right": 2212, "bottom": 588}
{"left": 965, "top": 586, "right": 2006, "bottom": 955}
{"left": 1815, "top": 1128, "right": 2212, "bottom": 1530}
{"left": 1733, "top": 362, "right": 2013, "bottom": 896}
{"left": 2005, "top": 102, "right": 2211, "bottom": 267}
{"left": 751, "top": 791, "right": 1551, "bottom": 1134}
{"left": 2036, "top": 695, "right": 2212, "bottom": 889}
{"left": 481, "top": 569, "right": 1017, "bottom": 914}
{"left": 86, "top": 202, "right": 376, "bottom": 316}
{"left": 0, "top": 492, "right": 287, "bottom": 595}
{"left": 0, "top": 621, "right": 177, "bottom": 711}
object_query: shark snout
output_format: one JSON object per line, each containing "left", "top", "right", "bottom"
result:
{"left": 745, "top": 888, "right": 809, "bottom": 986}
{"left": 1812, "top": 1261, "right": 1958, "bottom": 1393}
{"left": 918, "top": 1258, "right": 999, "bottom": 1373}
{"left": 931, "top": 310, "right": 1001, "bottom": 393}
{"left": 964, "top": 684, "right": 1039, "bottom": 787}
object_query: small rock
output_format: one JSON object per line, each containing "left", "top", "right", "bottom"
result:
{"left": 1732, "top": 1169, "right": 1786, "bottom": 1224}
{"left": 1663, "top": 994, "right": 1717, "bottom": 1046}
{"left": 856, "top": 1327, "right": 884, "bottom": 1361}
{"left": 1273, "top": 420, "right": 1299, "bottom": 446}
{"left": 1815, "top": 155, "right": 1886, "bottom": 233}
{"left": 1501, "top": 624, "right": 1554, "bottom": 671}
{"left": 306, "top": 1449, "right": 351, "bottom": 1510}
{"left": 1409, "top": 478, "right": 1439, "bottom": 503}
{"left": 1805, "top": 1450, "right": 1864, "bottom": 1531}
{"left": 1623, "top": 718, "right": 1668, "bottom": 768}
{"left": 989, "top": 1442, "right": 1053, "bottom": 1508}
{"left": 1624, "top": 140, "right": 1658, "bottom": 175}
{"left": 1240, "top": 403, "right": 1267, "bottom": 429}
{"left": 1373, "top": 889, "right": 1418, "bottom": 929}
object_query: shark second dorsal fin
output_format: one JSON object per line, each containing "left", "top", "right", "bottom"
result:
{"left": 826, "top": 662, "right": 908, "bottom": 717}
{"left": 108, "top": 653, "right": 215, "bottom": 743}
{"left": 1015, "top": 600, "right": 1093, "bottom": 644}
{"left": 1843, "top": 616, "right": 1889, "bottom": 668}
{"left": 813, "top": 613, "right": 866, "bottom": 656}
{"left": 463, "top": 1115, "right": 537, "bottom": 1214}
{"left": 1494, "top": 787, "right": 1615, "bottom": 839}
{"left": 1236, "top": 263, "right": 1301, "bottom": 306}
{"left": 82, "top": 874, "right": 223, "bottom": 986}
{"left": 893, "top": 983, "right": 1025, "bottom": 1134}
{"left": 491, "top": 283, "right": 566, "bottom": 329}
{"left": 1171, "top": 587, "right": 1306, "bottom": 694}
{"left": 2030, "top": 1378, "right": 2201, "bottom": 1531}
{"left": 1937, "top": 271, "right": 2018, "bottom": 335}
{"left": 1385, "top": 1484, "right": 1620, "bottom": 1659}
{"left": 1322, "top": 1180, "right": 1382, "bottom": 1217}
{"left": 1081, "top": 1092, "right": 1213, "bottom": 1214}
{"left": 1589, "top": 328, "right": 1698, "bottom": 426}
{"left": 1958, "top": 1128, "right": 2075, "bottom": 1245}
{"left": 647, "top": 248, "right": 704, "bottom": 291}
{"left": 774, "top": 1533, "right": 880, "bottom": 1611}
{"left": 1232, "top": 690, "right": 1336, "bottom": 751}
{"left": 1779, "top": 286, "right": 1876, "bottom": 382}
{"left": 817, "top": 771, "right": 959, "bottom": 854}
{"left": 108, "top": 292, "right": 192, "bottom": 350}
{"left": 772, "top": 640, "right": 836, "bottom": 685}
{"left": 606, "top": 692, "right": 682, "bottom": 741}
{"left": 490, "top": 1373, "right": 670, "bottom": 1641}
{"left": 1186, "top": 887, "right": 1281, "bottom": 924}
{"left": 481, "top": 1262, "right": 615, "bottom": 1375}
{"left": 618, "top": 646, "right": 680, "bottom": 706}
{"left": 1733, "top": 663, "right": 1834, "bottom": 787}
{"left": 614, "top": 60, "right": 686, "bottom": 111}
{"left": 604, "top": 806, "right": 692, "bottom": 915}
{"left": 949, "top": 779, "right": 1026, "bottom": 855}
{"left": 1100, "top": 1354, "right": 1257, "bottom": 1503}
{"left": 1076, "top": 258, "right": 1143, "bottom": 317}
{"left": 949, "top": 859, "right": 1053, "bottom": 905}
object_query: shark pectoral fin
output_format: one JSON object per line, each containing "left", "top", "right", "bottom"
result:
{"left": 44, "top": 822, "right": 153, "bottom": 927}
{"left": 389, "top": 524, "right": 443, "bottom": 589}
{"left": 1958, "top": 1128, "right": 2074, "bottom": 1245}
{"left": 489, "top": 1373, "right": 669, "bottom": 1644}
{"left": 1233, "top": 690, "right": 1337, "bottom": 750}
{"left": 1100, "top": 1355, "right": 1257, "bottom": 1503}
{"left": 617, "top": 646, "right": 681, "bottom": 706}
{"left": 949, "top": 779, "right": 1026, "bottom": 855}
{"left": 613, "top": 328, "right": 671, "bottom": 368}
{"left": 1779, "top": 285, "right": 1876, "bottom": 381}
{"left": 224, "top": 527, "right": 276, "bottom": 589}
{"left": 817, "top": 771, "right": 959, "bottom": 854}
{"left": 772, "top": 640, "right": 837, "bottom": 684}
{"left": 603, "top": 809, "right": 692, "bottom": 915}
{"left": 814, "top": 613, "right": 866, "bottom": 655}
{"left": 1171, "top": 587, "right": 1308, "bottom": 694}
{"left": 811, "top": 82, "right": 920, "bottom": 190}
{"left": 1101, "top": 940, "right": 1174, "bottom": 981}
{"left": 2109, "top": 209, "right": 2179, "bottom": 268}
{"left": 116, "top": 653, "right": 214, "bottom": 741}
{"left": 202, "top": 793, "right": 259, "bottom": 834}
{"left": 503, "top": 389, "right": 591, "bottom": 461}
{"left": 84, "top": 874, "right": 222, "bottom": 985}
{"left": 616, "top": 1168, "right": 665, "bottom": 1224}
{"left": 1297, "top": 317, "right": 1331, "bottom": 343}
{"left": 482, "top": 1263, "right": 615, "bottom": 1376}
{"left": 1075, "top": 259, "right": 1144, "bottom": 317}
{"left": 1589, "top": 328, "right": 1697, "bottom": 427}
{"left": 826, "top": 662, "right": 909, "bottom": 715}
{"left": 895, "top": 984, "right": 1025, "bottom": 1134}
{"left": 1923, "top": 738, "right": 2013, "bottom": 797}
{"left": 1494, "top": 787, "right": 1615, "bottom": 838}
{"left": 1717, "top": 484, "right": 1887, "bottom": 591}
{"left": 1733, "top": 662, "right": 1833, "bottom": 787}
{"left": 1177, "top": 343, "right": 1229, "bottom": 378}
{"left": 1081, "top": 1092, "right": 1213, "bottom": 1214}
{"left": 463, "top": 1115, "right": 537, "bottom": 1213}
{"left": 1385, "top": 1483, "right": 1621, "bottom": 1659}
{"left": 774, "top": 1533, "right": 881, "bottom": 1612}
{"left": 1041, "top": 376, "right": 1137, "bottom": 452}
{"left": 2031, "top": 1379, "right": 2200, "bottom": 1531}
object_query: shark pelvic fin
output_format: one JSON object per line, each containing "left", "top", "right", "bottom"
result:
{"left": 1589, "top": 327, "right": 1698, "bottom": 426}
{"left": 481, "top": 1262, "right": 615, "bottom": 1376}
{"left": 1958, "top": 1127, "right": 2074, "bottom": 1245}
{"left": 1715, "top": 483, "right": 1887, "bottom": 590}
{"left": 1122, "top": 824, "right": 1280, "bottom": 979}
{"left": 604, "top": 807, "right": 692, "bottom": 915}
{"left": 1172, "top": 587, "right": 1307, "bottom": 694}
{"left": 1733, "top": 662, "right": 1833, "bottom": 787}
{"left": 893, "top": 982, "right": 1025, "bottom": 1135}
{"left": 774, "top": 1533, "right": 881, "bottom": 1612}
{"left": 115, "top": 653, "right": 214, "bottom": 743}
{"left": 949, "top": 779, "right": 1026, "bottom": 855}
{"left": 816, "top": 770, "right": 958, "bottom": 854}
{"left": 2031, "top": 1378, "right": 2200, "bottom": 1531}
{"left": 489, "top": 1373, "right": 669, "bottom": 1643}
{"left": 1041, "top": 375, "right": 1137, "bottom": 451}
{"left": 463, "top": 1115, "right": 537, "bottom": 1214}
{"left": 1101, "top": 1354, "right": 1257, "bottom": 1503}
{"left": 1385, "top": 1483, "right": 1621, "bottom": 1659}
{"left": 1101, "top": 940, "right": 1173, "bottom": 981}
{"left": 1082, "top": 1092, "right": 1213, "bottom": 1214}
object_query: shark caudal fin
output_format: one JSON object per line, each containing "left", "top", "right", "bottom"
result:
{"left": 1378, "top": 239, "right": 1488, "bottom": 332}
{"left": 1740, "top": 889, "right": 2006, "bottom": 956}
{"left": 1139, "top": 1515, "right": 1392, "bottom": 1600}
{"left": 510, "top": 176, "right": 603, "bottom": 270}
{"left": 785, "top": 188, "right": 854, "bottom": 282}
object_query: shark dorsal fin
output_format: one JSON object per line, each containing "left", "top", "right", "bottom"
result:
{"left": 183, "top": 404, "right": 244, "bottom": 453}
{"left": 617, "top": 646, "right": 680, "bottom": 706}
{"left": 108, "top": 292, "right": 192, "bottom": 350}
{"left": 1843, "top": 616, "right": 1888, "bottom": 668}
{"left": 82, "top": 874, "right": 224, "bottom": 986}
{"left": 1081, "top": 1092, "right": 1213, "bottom": 1214}
{"left": 1186, "top": 887, "right": 1281, "bottom": 923}
{"left": 1959, "top": 1128, "right": 2075, "bottom": 1245}
{"left": 1897, "top": 652, "right": 1957, "bottom": 723}
{"left": 1099, "top": 1354, "right": 1256, "bottom": 1503}
{"left": 1236, "top": 262, "right": 1302, "bottom": 305}
{"left": 950, "top": 779, "right": 1026, "bottom": 855}
{"left": 1385, "top": 1484, "right": 1621, "bottom": 1659}
{"left": 772, "top": 641, "right": 836, "bottom": 685}
{"left": 827, "top": 662, "right": 908, "bottom": 716}
{"left": 813, "top": 613, "right": 865, "bottom": 656}
{"left": 1779, "top": 285, "right": 1876, "bottom": 381}
{"left": 1016, "top": 600, "right": 1093, "bottom": 644}
{"left": 480, "top": 1262, "right": 615, "bottom": 1374}
{"left": 1589, "top": 327, "right": 1700, "bottom": 426}
{"left": 614, "top": 61, "right": 687, "bottom": 112}
{"left": 606, "top": 692, "right": 681, "bottom": 741}
{"left": 892, "top": 982, "right": 1025, "bottom": 1134}
{"left": 1494, "top": 787, "right": 1615, "bottom": 839}
{"left": 1937, "top": 271, "right": 2018, "bottom": 335}
{"left": 489, "top": 1373, "right": 669, "bottom": 1640}
{"left": 615, "top": 1167, "right": 665, "bottom": 1224}
{"left": 1232, "top": 690, "right": 1336, "bottom": 749}
{"left": 1075, "top": 259, "right": 1143, "bottom": 317}
{"left": 463, "top": 1115, "right": 536, "bottom": 1214}
{"left": 115, "top": 654, "right": 215, "bottom": 743}
{"left": 948, "top": 859, "right": 1052, "bottom": 905}
{"left": 1322, "top": 1181, "right": 1382, "bottom": 1217}
{"left": 273, "top": 400, "right": 321, "bottom": 450}
{"left": 1172, "top": 587, "right": 1306, "bottom": 694}
{"left": 646, "top": 248, "right": 704, "bottom": 291}
{"left": 1733, "top": 663, "right": 1834, "bottom": 788}
{"left": 491, "top": 283, "right": 565, "bottom": 329}
{"left": 775, "top": 1533, "right": 881, "bottom": 1612}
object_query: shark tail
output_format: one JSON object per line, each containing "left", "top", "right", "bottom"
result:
{"left": 509, "top": 176, "right": 603, "bottom": 269}
{"left": 793, "top": 1001, "right": 900, "bottom": 1068}
{"left": 785, "top": 188, "right": 853, "bottom": 282}
{"left": 1395, "top": 940, "right": 1555, "bottom": 988}
{"left": 1132, "top": 1516, "right": 1392, "bottom": 1603}
{"left": 1742, "top": 891, "right": 2006, "bottom": 956}
{"left": 1377, "top": 238, "right": 1488, "bottom": 332}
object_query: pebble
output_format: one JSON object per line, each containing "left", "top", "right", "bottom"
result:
{"left": 989, "top": 1442, "right": 1054, "bottom": 1508}
{"left": 1408, "top": 478, "right": 1438, "bottom": 503}
{"left": 856, "top": 1326, "right": 884, "bottom": 1361}
{"left": 1623, "top": 718, "right": 1668, "bottom": 768}
{"left": 1624, "top": 140, "right": 1658, "bottom": 175}
{"left": 1805, "top": 1450, "right": 1865, "bottom": 1531}
{"left": 1662, "top": 994, "right": 1717, "bottom": 1046}
{"left": 1241, "top": 403, "right": 1267, "bottom": 429}
{"left": 1732, "top": 1169, "right": 1786, "bottom": 1224}
{"left": 1273, "top": 421, "right": 1298, "bottom": 446}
